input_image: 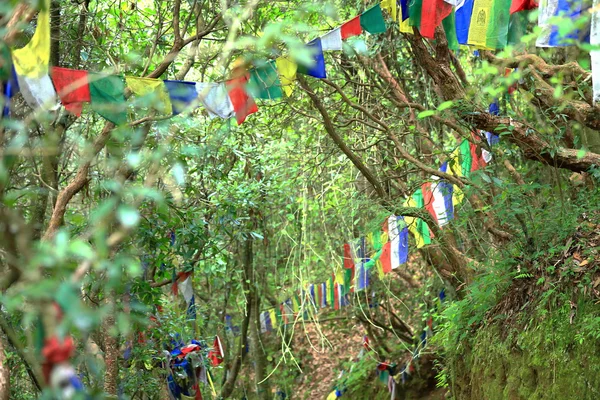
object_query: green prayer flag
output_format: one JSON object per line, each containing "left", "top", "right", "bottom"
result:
{"left": 485, "top": 0, "right": 512, "bottom": 49}
{"left": 409, "top": 0, "right": 423, "bottom": 29}
{"left": 412, "top": 189, "right": 432, "bottom": 246}
{"left": 360, "top": 4, "right": 387, "bottom": 34}
{"left": 459, "top": 140, "right": 472, "bottom": 179}
{"left": 329, "top": 276, "right": 335, "bottom": 307}
{"left": 443, "top": 11, "right": 459, "bottom": 51}
{"left": 344, "top": 268, "right": 353, "bottom": 295}
{"left": 507, "top": 11, "right": 529, "bottom": 47}
{"left": 89, "top": 74, "right": 127, "bottom": 125}
{"left": 247, "top": 61, "right": 283, "bottom": 100}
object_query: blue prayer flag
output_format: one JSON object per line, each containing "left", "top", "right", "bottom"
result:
{"left": 164, "top": 80, "right": 198, "bottom": 115}
{"left": 297, "top": 38, "right": 327, "bottom": 79}
{"left": 456, "top": 0, "right": 475, "bottom": 45}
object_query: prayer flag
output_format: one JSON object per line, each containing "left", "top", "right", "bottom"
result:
{"left": 356, "top": 263, "right": 369, "bottom": 290}
{"left": 470, "top": 141, "right": 485, "bottom": 172}
{"left": 177, "top": 271, "right": 194, "bottom": 305}
{"left": 297, "top": 39, "right": 327, "bottom": 79}
{"left": 510, "top": 0, "right": 538, "bottom": 13}
{"left": 341, "top": 16, "right": 363, "bottom": 39}
{"left": 164, "top": 80, "right": 198, "bottom": 115}
{"left": 275, "top": 57, "right": 297, "bottom": 96}
{"left": 265, "top": 311, "right": 273, "bottom": 332}
{"left": 397, "top": 216, "right": 409, "bottom": 264}
{"left": 485, "top": 0, "right": 512, "bottom": 49}
{"left": 380, "top": 241, "right": 392, "bottom": 274}
{"left": 226, "top": 72, "right": 258, "bottom": 125}
{"left": 125, "top": 76, "right": 172, "bottom": 114}
{"left": 422, "top": 182, "right": 438, "bottom": 226}
{"left": 343, "top": 243, "right": 355, "bottom": 270}
{"left": 443, "top": 11, "right": 460, "bottom": 50}
{"left": 320, "top": 28, "right": 343, "bottom": 50}
{"left": 420, "top": 0, "right": 453, "bottom": 39}
{"left": 446, "top": 147, "right": 465, "bottom": 205}
{"left": 547, "top": 0, "right": 585, "bottom": 46}
{"left": 344, "top": 268, "right": 353, "bottom": 293}
{"left": 321, "top": 282, "right": 328, "bottom": 307}
{"left": 389, "top": 215, "right": 409, "bottom": 267}
{"left": 247, "top": 61, "right": 283, "bottom": 100}
{"left": 400, "top": 16, "right": 413, "bottom": 33}
{"left": 411, "top": 190, "right": 433, "bottom": 246}
{"left": 269, "top": 309, "right": 277, "bottom": 329}
{"left": 208, "top": 336, "right": 224, "bottom": 366}
{"left": 456, "top": 0, "right": 476, "bottom": 44}
{"left": 382, "top": 0, "right": 398, "bottom": 21}
{"left": 2, "top": 67, "right": 19, "bottom": 117}
{"left": 196, "top": 82, "right": 235, "bottom": 119}
{"left": 507, "top": 10, "right": 530, "bottom": 45}
{"left": 400, "top": 0, "right": 410, "bottom": 20}
{"left": 51, "top": 67, "right": 90, "bottom": 116}
{"left": 459, "top": 139, "right": 473, "bottom": 178}
{"left": 292, "top": 294, "right": 300, "bottom": 313}
{"left": 432, "top": 165, "right": 455, "bottom": 226}
{"left": 409, "top": 0, "right": 424, "bottom": 29}
{"left": 334, "top": 283, "right": 340, "bottom": 310}
{"left": 468, "top": 0, "right": 494, "bottom": 48}
{"left": 11, "top": 0, "right": 58, "bottom": 110}
{"left": 89, "top": 74, "right": 127, "bottom": 125}
{"left": 361, "top": 4, "right": 387, "bottom": 34}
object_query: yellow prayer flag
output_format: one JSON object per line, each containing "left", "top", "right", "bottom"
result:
{"left": 275, "top": 57, "right": 297, "bottom": 96}
{"left": 12, "top": 0, "right": 50, "bottom": 78}
{"left": 381, "top": 0, "right": 398, "bottom": 21}
{"left": 291, "top": 295, "right": 300, "bottom": 313}
{"left": 399, "top": 17, "right": 412, "bottom": 34}
{"left": 269, "top": 309, "right": 277, "bottom": 328}
{"left": 446, "top": 147, "right": 465, "bottom": 205}
{"left": 404, "top": 197, "right": 427, "bottom": 249}
{"left": 125, "top": 76, "right": 172, "bottom": 114}
{"left": 335, "top": 268, "right": 345, "bottom": 285}
{"left": 467, "top": 0, "right": 494, "bottom": 48}
{"left": 327, "top": 391, "right": 338, "bottom": 400}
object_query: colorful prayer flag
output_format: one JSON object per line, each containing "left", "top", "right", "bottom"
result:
{"left": 89, "top": 74, "right": 127, "bottom": 125}
{"left": 467, "top": 0, "right": 494, "bottom": 48}
{"left": 443, "top": 11, "right": 460, "bottom": 50}
{"left": 226, "top": 72, "right": 258, "bottom": 125}
{"left": 334, "top": 283, "right": 340, "bottom": 310}
{"left": 409, "top": 0, "right": 424, "bottom": 29}
{"left": 341, "top": 16, "right": 363, "bottom": 39}
{"left": 360, "top": 4, "right": 387, "bottom": 34}
{"left": 459, "top": 139, "right": 473, "bottom": 178}
{"left": 400, "top": 0, "right": 410, "bottom": 20}
{"left": 420, "top": 0, "right": 453, "bottom": 39}
{"left": 432, "top": 165, "right": 455, "bottom": 226}
{"left": 164, "top": 80, "right": 198, "bottom": 115}
{"left": 297, "top": 38, "right": 327, "bottom": 79}
{"left": 2, "top": 67, "right": 19, "bottom": 117}
{"left": 380, "top": 241, "right": 392, "bottom": 274}
{"left": 51, "top": 67, "right": 90, "bottom": 116}
{"left": 381, "top": 0, "right": 398, "bottom": 21}
{"left": 195, "top": 82, "right": 235, "bottom": 119}
{"left": 321, "top": 282, "right": 328, "bottom": 307}
{"left": 247, "top": 61, "right": 283, "bottom": 100}
{"left": 320, "top": 28, "right": 343, "bottom": 50}
{"left": 208, "top": 336, "right": 224, "bottom": 366}
{"left": 510, "top": 0, "right": 538, "bottom": 13}
{"left": 446, "top": 146, "right": 465, "bottom": 205}
{"left": 275, "top": 57, "right": 297, "bottom": 96}
{"left": 389, "top": 215, "right": 409, "bottom": 267}
{"left": 125, "top": 76, "right": 172, "bottom": 114}
{"left": 507, "top": 10, "right": 530, "bottom": 46}
{"left": 485, "top": 0, "right": 512, "bottom": 49}
{"left": 269, "top": 309, "right": 277, "bottom": 329}
{"left": 456, "top": 0, "right": 476, "bottom": 44}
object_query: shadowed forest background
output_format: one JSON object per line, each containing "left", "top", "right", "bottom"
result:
{"left": 1, "top": 0, "right": 600, "bottom": 399}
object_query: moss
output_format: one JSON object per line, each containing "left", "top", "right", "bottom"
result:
{"left": 448, "top": 298, "right": 600, "bottom": 400}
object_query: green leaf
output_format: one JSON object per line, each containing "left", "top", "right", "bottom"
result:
{"left": 418, "top": 110, "right": 435, "bottom": 119}
{"left": 437, "top": 101, "right": 454, "bottom": 111}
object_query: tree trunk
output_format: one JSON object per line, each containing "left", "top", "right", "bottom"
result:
{"left": 0, "top": 335, "right": 9, "bottom": 400}
{"left": 103, "top": 295, "right": 118, "bottom": 396}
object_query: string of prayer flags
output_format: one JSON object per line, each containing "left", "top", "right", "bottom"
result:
{"left": 297, "top": 39, "right": 327, "bottom": 79}
{"left": 405, "top": 190, "right": 434, "bottom": 248}
{"left": 320, "top": 28, "right": 343, "bottom": 50}
{"left": 456, "top": 0, "right": 475, "bottom": 44}
{"left": 361, "top": 4, "right": 388, "bottom": 33}
{"left": 275, "top": 57, "right": 297, "bottom": 96}
{"left": 89, "top": 74, "right": 128, "bottom": 125}
{"left": 196, "top": 82, "right": 235, "bottom": 119}
{"left": 51, "top": 67, "right": 90, "bottom": 116}
{"left": 164, "top": 80, "right": 198, "bottom": 115}
{"left": 341, "top": 16, "right": 363, "bottom": 39}
{"left": 247, "top": 61, "right": 283, "bottom": 100}
{"left": 420, "top": 0, "right": 453, "bottom": 39}
{"left": 125, "top": 76, "right": 172, "bottom": 115}
{"left": 11, "top": 0, "right": 57, "bottom": 111}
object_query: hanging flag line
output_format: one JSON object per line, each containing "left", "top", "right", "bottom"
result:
{"left": 5, "top": 0, "right": 598, "bottom": 121}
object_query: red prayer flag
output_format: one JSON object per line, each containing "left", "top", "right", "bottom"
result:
{"left": 380, "top": 241, "right": 392, "bottom": 274}
{"left": 51, "top": 67, "right": 91, "bottom": 116}
{"left": 343, "top": 243, "right": 354, "bottom": 269}
{"left": 470, "top": 142, "right": 485, "bottom": 172}
{"left": 341, "top": 16, "right": 362, "bottom": 39}
{"left": 419, "top": 0, "right": 452, "bottom": 39}
{"left": 208, "top": 336, "right": 224, "bottom": 366}
{"left": 226, "top": 73, "right": 258, "bottom": 125}
{"left": 421, "top": 182, "right": 438, "bottom": 225}
{"left": 510, "top": 0, "right": 537, "bottom": 14}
